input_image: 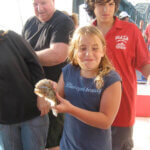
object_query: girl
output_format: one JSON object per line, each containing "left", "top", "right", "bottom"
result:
{"left": 53, "top": 25, "right": 122, "bottom": 150}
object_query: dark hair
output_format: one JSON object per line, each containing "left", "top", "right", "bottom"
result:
{"left": 85, "top": 0, "right": 121, "bottom": 18}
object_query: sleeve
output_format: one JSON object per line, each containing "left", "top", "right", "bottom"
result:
{"left": 9, "top": 31, "right": 45, "bottom": 85}
{"left": 22, "top": 23, "right": 27, "bottom": 38}
{"left": 22, "top": 18, "right": 30, "bottom": 38}
{"left": 62, "top": 64, "right": 71, "bottom": 83}
{"left": 134, "top": 27, "right": 150, "bottom": 70}
{"left": 50, "top": 18, "right": 75, "bottom": 44}
{"left": 22, "top": 17, "right": 34, "bottom": 39}
{"left": 102, "top": 70, "right": 122, "bottom": 91}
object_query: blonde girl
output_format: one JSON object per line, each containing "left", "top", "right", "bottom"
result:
{"left": 53, "top": 25, "right": 122, "bottom": 150}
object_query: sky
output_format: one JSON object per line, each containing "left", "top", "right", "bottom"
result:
{"left": 0, "top": 0, "right": 149, "bottom": 34}
{"left": 127, "top": 0, "right": 150, "bottom": 5}
{"left": 0, "top": 0, "right": 72, "bottom": 34}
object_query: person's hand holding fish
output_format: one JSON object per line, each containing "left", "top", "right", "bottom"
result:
{"left": 34, "top": 79, "right": 59, "bottom": 116}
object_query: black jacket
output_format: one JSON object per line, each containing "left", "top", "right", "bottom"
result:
{"left": 0, "top": 30, "right": 45, "bottom": 124}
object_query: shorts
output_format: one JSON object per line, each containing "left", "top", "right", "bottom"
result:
{"left": 111, "top": 126, "right": 133, "bottom": 150}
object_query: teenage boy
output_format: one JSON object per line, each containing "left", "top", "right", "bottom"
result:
{"left": 85, "top": 0, "right": 150, "bottom": 149}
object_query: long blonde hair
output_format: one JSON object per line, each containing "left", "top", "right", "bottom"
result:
{"left": 68, "top": 25, "right": 114, "bottom": 89}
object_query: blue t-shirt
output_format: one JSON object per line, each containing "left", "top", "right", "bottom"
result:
{"left": 60, "top": 64, "right": 121, "bottom": 150}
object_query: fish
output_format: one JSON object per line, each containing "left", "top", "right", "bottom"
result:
{"left": 34, "top": 79, "right": 59, "bottom": 116}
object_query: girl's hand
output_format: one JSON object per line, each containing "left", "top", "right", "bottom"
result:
{"left": 49, "top": 80, "right": 58, "bottom": 90}
{"left": 53, "top": 93, "right": 72, "bottom": 113}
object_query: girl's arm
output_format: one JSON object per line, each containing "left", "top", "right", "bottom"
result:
{"left": 55, "top": 75, "right": 122, "bottom": 129}
{"left": 57, "top": 73, "right": 65, "bottom": 98}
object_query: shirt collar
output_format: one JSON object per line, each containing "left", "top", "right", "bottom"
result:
{"left": 92, "top": 17, "right": 123, "bottom": 30}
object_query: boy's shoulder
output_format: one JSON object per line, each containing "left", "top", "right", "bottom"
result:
{"left": 115, "top": 17, "right": 138, "bottom": 30}
{"left": 114, "top": 17, "right": 141, "bottom": 36}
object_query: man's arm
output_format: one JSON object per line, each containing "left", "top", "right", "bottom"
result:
{"left": 35, "top": 16, "right": 75, "bottom": 67}
{"left": 36, "top": 42, "right": 69, "bottom": 66}
{"left": 144, "top": 25, "right": 150, "bottom": 43}
{"left": 144, "top": 30, "right": 148, "bottom": 42}
{"left": 144, "top": 34, "right": 148, "bottom": 42}
{"left": 140, "top": 64, "right": 150, "bottom": 84}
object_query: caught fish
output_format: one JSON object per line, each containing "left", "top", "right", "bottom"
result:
{"left": 34, "top": 79, "right": 59, "bottom": 116}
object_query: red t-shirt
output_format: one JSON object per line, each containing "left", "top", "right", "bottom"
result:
{"left": 93, "top": 17, "right": 150, "bottom": 126}
{"left": 145, "top": 24, "right": 150, "bottom": 45}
